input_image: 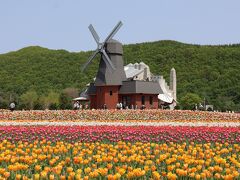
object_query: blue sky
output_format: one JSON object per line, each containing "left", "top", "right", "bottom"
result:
{"left": 0, "top": 0, "right": 240, "bottom": 54}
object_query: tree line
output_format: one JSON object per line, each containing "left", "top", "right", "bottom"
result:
{"left": 0, "top": 41, "right": 239, "bottom": 111}
{"left": 0, "top": 88, "right": 79, "bottom": 110}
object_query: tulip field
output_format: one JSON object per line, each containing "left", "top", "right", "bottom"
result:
{"left": 0, "top": 110, "right": 239, "bottom": 122}
{"left": 0, "top": 110, "right": 239, "bottom": 179}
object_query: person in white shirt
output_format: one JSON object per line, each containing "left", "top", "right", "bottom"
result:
{"left": 119, "top": 102, "right": 123, "bottom": 110}
{"left": 9, "top": 102, "right": 15, "bottom": 112}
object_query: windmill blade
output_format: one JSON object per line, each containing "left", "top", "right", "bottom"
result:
{"left": 88, "top": 24, "right": 100, "bottom": 44}
{"left": 102, "top": 55, "right": 114, "bottom": 73}
{"left": 103, "top": 21, "right": 123, "bottom": 44}
{"left": 102, "top": 49, "right": 116, "bottom": 72}
{"left": 81, "top": 49, "right": 99, "bottom": 72}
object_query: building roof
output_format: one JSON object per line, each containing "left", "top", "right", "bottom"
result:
{"left": 119, "top": 80, "right": 163, "bottom": 94}
{"left": 86, "top": 83, "right": 96, "bottom": 95}
{"left": 124, "top": 66, "right": 144, "bottom": 79}
{"left": 158, "top": 94, "right": 173, "bottom": 103}
{"left": 73, "top": 97, "right": 89, "bottom": 101}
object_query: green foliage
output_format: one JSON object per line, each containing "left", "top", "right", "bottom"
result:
{"left": 0, "top": 41, "right": 240, "bottom": 111}
{"left": 59, "top": 91, "right": 72, "bottom": 110}
{"left": 20, "top": 90, "right": 38, "bottom": 110}
{"left": 39, "top": 90, "right": 60, "bottom": 109}
{"left": 180, "top": 93, "right": 202, "bottom": 110}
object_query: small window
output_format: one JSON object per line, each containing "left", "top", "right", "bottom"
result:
{"left": 110, "top": 91, "right": 113, "bottom": 96}
{"left": 141, "top": 96, "right": 145, "bottom": 105}
{"left": 149, "top": 96, "right": 153, "bottom": 105}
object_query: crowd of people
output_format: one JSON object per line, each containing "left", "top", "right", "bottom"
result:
{"left": 73, "top": 101, "right": 89, "bottom": 110}
{"left": 73, "top": 101, "right": 147, "bottom": 110}
{"left": 116, "top": 103, "right": 146, "bottom": 110}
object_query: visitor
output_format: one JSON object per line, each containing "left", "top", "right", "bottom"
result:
{"left": 77, "top": 101, "right": 80, "bottom": 109}
{"left": 103, "top": 104, "right": 107, "bottom": 110}
{"left": 141, "top": 104, "right": 146, "bottom": 110}
{"left": 73, "top": 101, "right": 79, "bottom": 110}
{"left": 195, "top": 104, "right": 198, "bottom": 111}
{"left": 116, "top": 103, "right": 120, "bottom": 110}
{"left": 131, "top": 104, "right": 134, "bottom": 110}
{"left": 9, "top": 102, "right": 16, "bottom": 112}
{"left": 119, "top": 102, "right": 123, "bottom": 110}
{"left": 135, "top": 104, "right": 138, "bottom": 110}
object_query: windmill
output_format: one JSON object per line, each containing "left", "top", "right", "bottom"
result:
{"left": 78, "top": 22, "right": 178, "bottom": 110}
{"left": 82, "top": 21, "right": 126, "bottom": 86}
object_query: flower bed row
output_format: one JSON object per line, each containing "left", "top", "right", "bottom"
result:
{"left": 0, "top": 109, "right": 239, "bottom": 122}
{"left": 0, "top": 126, "right": 239, "bottom": 179}
{"left": 0, "top": 131, "right": 239, "bottom": 179}
{"left": 0, "top": 126, "right": 239, "bottom": 143}
{"left": 0, "top": 121, "right": 240, "bottom": 127}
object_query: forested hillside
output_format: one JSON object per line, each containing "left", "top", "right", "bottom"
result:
{"left": 0, "top": 40, "right": 239, "bottom": 111}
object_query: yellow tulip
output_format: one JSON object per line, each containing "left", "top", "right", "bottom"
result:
{"left": 16, "top": 174, "right": 21, "bottom": 180}
{"left": 114, "top": 173, "right": 121, "bottom": 179}
{"left": 107, "top": 163, "right": 113, "bottom": 170}
{"left": 34, "top": 174, "right": 40, "bottom": 180}
{"left": 67, "top": 167, "right": 73, "bottom": 173}
{"left": 233, "top": 171, "right": 239, "bottom": 178}
{"left": 189, "top": 172, "right": 195, "bottom": 178}
{"left": 3, "top": 172, "right": 10, "bottom": 178}
{"left": 76, "top": 169, "right": 82, "bottom": 174}
{"left": 41, "top": 171, "right": 47, "bottom": 178}
{"left": 195, "top": 174, "right": 201, "bottom": 180}
{"left": 22, "top": 175, "right": 29, "bottom": 180}
{"left": 107, "top": 174, "right": 114, "bottom": 180}
{"left": 60, "top": 175, "right": 66, "bottom": 180}
{"left": 214, "top": 173, "right": 221, "bottom": 179}
{"left": 152, "top": 171, "right": 161, "bottom": 180}
{"left": 167, "top": 172, "right": 177, "bottom": 180}
{"left": 49, "top": 174, "right": 55, "bottom": 180}
{"left": 118, "top": 168, "right": 126, "bottom": 175}
{"left": 84, "top": 167, "right": 91, "bottom": 174}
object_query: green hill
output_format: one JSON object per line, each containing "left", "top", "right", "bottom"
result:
{"left": 0, "top": 40, "right": 240, "bottom": 111}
